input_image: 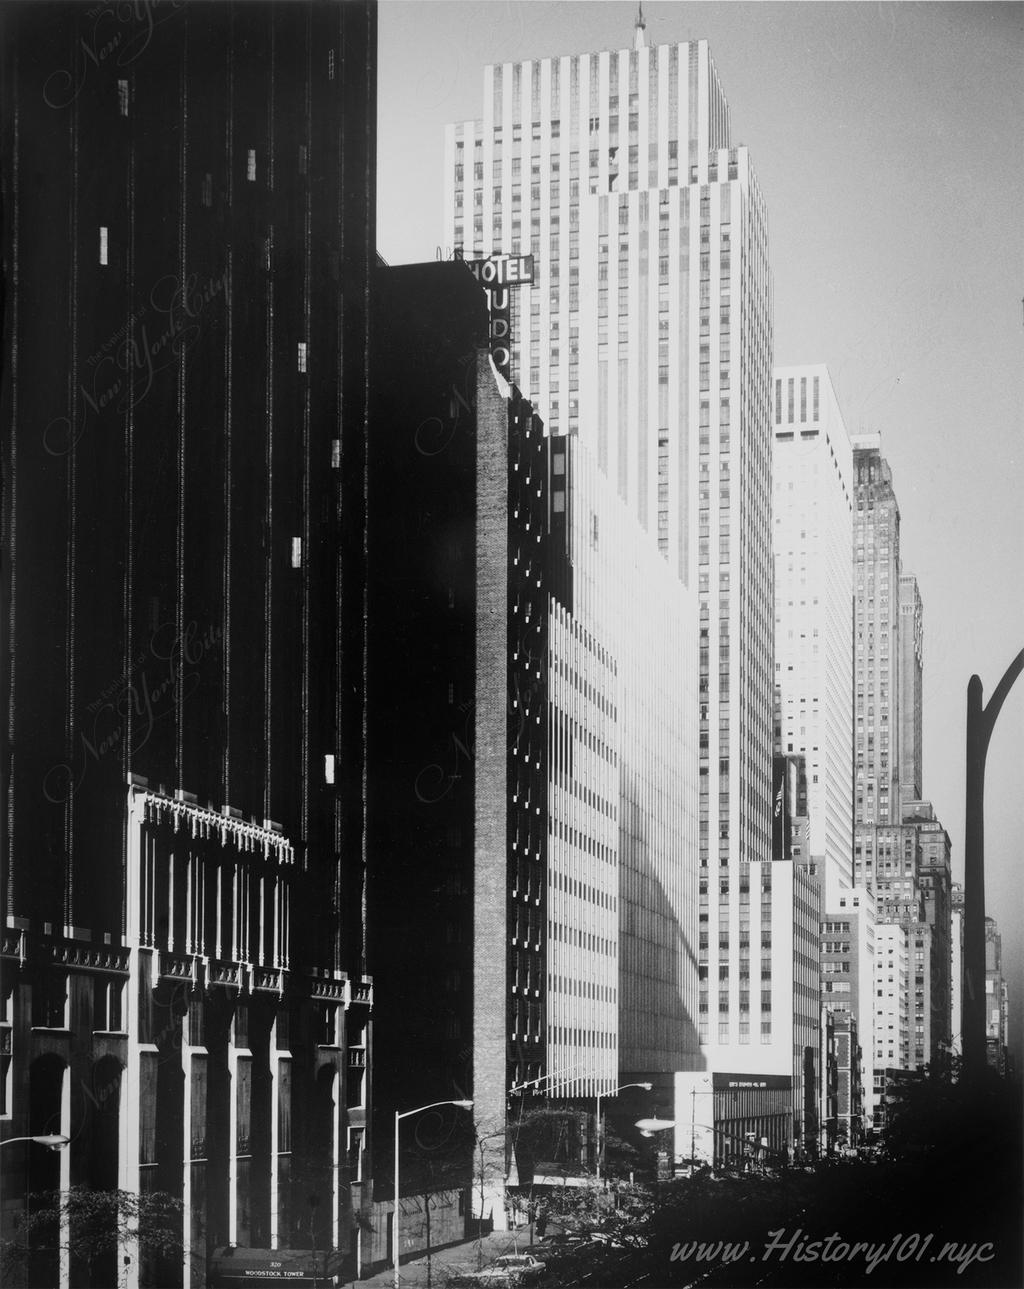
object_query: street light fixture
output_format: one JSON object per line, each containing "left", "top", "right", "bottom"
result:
{"left": 634, "top": 1118, "right": 675, "bottom": 1138}
{"left": 595, "top": 1083, "right": 652, "bottom": 1181}
{"left": 392, "top": 1099, "right": 472, "bottom": 1289}
{"left": 1, "top": 1135, "right": 70, "bottom": 1151}
{"left": 963, "top": 647, "right": 1024, "bottom": 1080}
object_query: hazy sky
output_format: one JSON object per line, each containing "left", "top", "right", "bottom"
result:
{"left": 377, "top": 1, "right": 1024, "bottom": 1062}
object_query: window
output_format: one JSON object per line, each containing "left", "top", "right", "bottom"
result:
{"left": 291, "top": 538, "right": 302, "bottom": 568}
{"left": 32, "top": 973, "right": 68, "bottom": 1029}
{"left": 118, "top": 79, "right": 129, "bottom": 116}
{"left": 297, "top": 342, "right": 307, "bottom": 373}
{"left": 93, "top": 977, "right": 124, "bottom": 1032}
{"left": 247, "top": 149, "right": 257, "bottom": 182}
{"left": 99, "top": 227, "right": 108, "bottom": 265}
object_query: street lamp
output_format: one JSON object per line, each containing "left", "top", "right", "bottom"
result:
{"left": 634, "top": 1118, "right": 675, "bottom": 1138}
{"left": 687, "top": 1077, "right": 713, "bottom": 1167}
{"left": 1, "top": 1135, "right": 70, "bottom": 1151}
{"left": 634, "top": 1118, "right": 676, "bottom": 1184}
{"left": 963, "top": 647, "right": 1024, "bottom": 1081}
{"left": 595, "top": 1083, "right": 652, "bottom": 1181}
{"left": 393, "top": 1100, "right": 472, "bottom": 1289}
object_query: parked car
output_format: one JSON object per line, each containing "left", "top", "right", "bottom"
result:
{"left": 448, "top": 1253, "right": 546, "bottom": 1287}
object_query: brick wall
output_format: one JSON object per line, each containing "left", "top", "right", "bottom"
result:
{"left": 473, "top": 352, "right": 511, "bottom": 1225}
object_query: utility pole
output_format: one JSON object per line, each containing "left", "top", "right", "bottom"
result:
{"left": 690, "top": 1089, "right": 696, "bottom": 1167}
{"left": 962, "top": 649, "right": 1024, "bottom": 1080}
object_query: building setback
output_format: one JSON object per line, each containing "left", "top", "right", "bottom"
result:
{"left": 1, "top": 4, "right": 376, "bottom": 1284}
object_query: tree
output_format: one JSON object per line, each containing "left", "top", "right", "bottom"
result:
{"left": 0, "top": 1187, "right": 187, "bottom": 1288}
{"left": 597, "top": 1126, "right": 642, "bottom": 1181}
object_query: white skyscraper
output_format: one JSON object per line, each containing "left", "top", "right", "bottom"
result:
{"left": 772, "top": 364, "right": 854, "bottom": 904}
{"left": 446, "top": 24, "right": 778, "bottom": 1129}
{"left": 549, "top": 436, "right": 699, "bottom": 1088}
{"left": 875, "top": 922, "right": 911, "bottom": 1072}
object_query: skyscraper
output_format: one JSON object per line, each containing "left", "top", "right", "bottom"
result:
{"left": 852, "top": 436, "right": 952, "bottom": 1105}
{"left": 772, "top": 364, "right": 854, "bottom": 903}
{"left": 554, "top": 433, "right": 698, "bottom": 1090}
{"left": 898, "top": 574, "right": 924, "bottom": 810}
{"left": 772, "top": 365, "right": 872, "bottom": 1144}
{"left": 1, "top": 4, "right": 376, "bottom": 1283}
{"left": 852, "top": 435, "right": 902, "bottom": 829}
{"left": 444, "top": 21, "right": 775, "bottom": 1112}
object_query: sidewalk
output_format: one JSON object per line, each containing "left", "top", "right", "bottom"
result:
{"left": 355, "top": 1228, "right": 538, "bottom": 1288}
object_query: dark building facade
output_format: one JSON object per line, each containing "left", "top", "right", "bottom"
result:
{"left": 366, "top": 261, "right": 571, "bottom": 1259}
{"left": 1, "top": 4, "right": 376, "bottom": 1284}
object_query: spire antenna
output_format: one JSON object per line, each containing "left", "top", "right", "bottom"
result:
{"left": 634, "top": 2, "right": 647, "bottom": 49}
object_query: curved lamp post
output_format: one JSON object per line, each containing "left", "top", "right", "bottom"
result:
{"left": 595, "top": 1083, "right": 652, "bottom": 1181}
{"left": 1, "top": 1135, "right": 70, "bottom": 1151}
{"left": 393, "top": 1099, "right": 472, "bottom": 1289}
{"left": 963, "top": 648, "right": 1024, "bottom": 1080}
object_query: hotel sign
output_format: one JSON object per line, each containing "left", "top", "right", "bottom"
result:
{"left": 467, "top": 254, "right": 535, "bottom": 286}
{"left": 466, "top": 254, "right": 535, "bottom": 381}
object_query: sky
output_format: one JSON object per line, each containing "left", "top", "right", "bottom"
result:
{"left": 377, "top": 0, "right": 1024, "bottom": 1065}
